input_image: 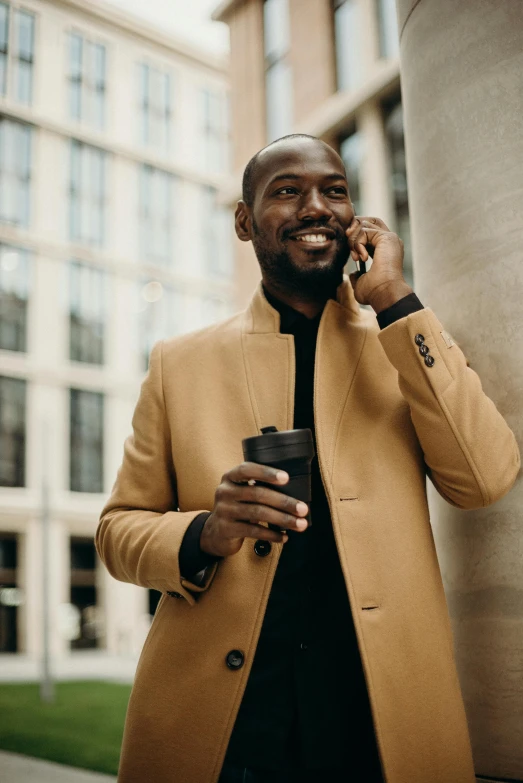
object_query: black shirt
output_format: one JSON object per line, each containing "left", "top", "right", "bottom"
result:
{"left": 180, "top": 287, "right": 423, "bottom": 775}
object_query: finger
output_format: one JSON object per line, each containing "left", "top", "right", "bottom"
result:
{"left": 356, "top": 242, "right": 369, "bottom": 262}
{"left": 228, "top": 521, "right": 288, "bottom": 543}
{"left": 227, "top": 461, "right": 289, "bottom": 486}
{"left": 229, "top": 500, "right": 308, "bottom": 532}
{"left": 236, "top": 483, "right": 309, "bottom": 517}
{"left": 358, "top": 216, "right": 390, "bottom": 232}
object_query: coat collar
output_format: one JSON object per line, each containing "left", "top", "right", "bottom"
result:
{"left": 243, "top": 275, "right": 363, "bottom": 335}
{"left": 240, "top": 276, "right": 368, "bottom": 471}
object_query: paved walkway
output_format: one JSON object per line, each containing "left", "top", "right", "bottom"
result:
{"left": 0, "top": 751, "right": 116, "bottom": 782}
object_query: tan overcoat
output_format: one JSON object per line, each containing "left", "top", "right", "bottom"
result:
{"left": 97, "top": 277, "right": 520, "bottom": 783}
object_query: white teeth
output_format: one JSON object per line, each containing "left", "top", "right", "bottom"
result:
{"left": 296, "top": 234, "right": 329, "bottom": 243}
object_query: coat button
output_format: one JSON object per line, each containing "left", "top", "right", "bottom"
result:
{"left": 300, "top": 642, "right": 308, "bottom": 651}
{"left": 167, "top": 591, "right": 183, "bottom": 599}
{"left": 414, "top": 333, "right": 425, "bottom": 345}
{"left": 425, "top": 355, "right": 435, "bottom": 367}
{"left": 254, "top": 540, "right": 271, "bottom": 557}
{"left": 226, "top": 650, "right": 244, "bottom": 670}
{"left": 419, "top": 344, "right": 429, "bottom": 356}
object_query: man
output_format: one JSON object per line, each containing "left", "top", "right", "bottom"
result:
{"left": 96, "top": 134, "right": 520, "bottom": 783}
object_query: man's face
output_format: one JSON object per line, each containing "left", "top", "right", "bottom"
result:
{"left": 238, "top": 139, "right": 355, "bottom": 297}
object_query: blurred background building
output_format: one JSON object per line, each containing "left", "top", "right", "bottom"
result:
{"left": 214, "top": 0, "right": 411, "bottom": 306}
{"left": 0, "top": 0, "right": 233, "bottom": 664}
{"left": 0, "top": 0, "right": 413, "bottom": 671}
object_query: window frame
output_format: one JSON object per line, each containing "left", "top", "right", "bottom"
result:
{"left": 0, "top": 2, "right": 35, "bottom": 106}
{"left": 0, "top": 374, "right": 26, "bottom": 488}
{"left": 333, "top": 0, "right": 362, "bottom": 92}
{"left": 138, "top": 163, "right": 174, "bottom": 266}
{"left": 263, "top": 0, "right": 293, "bottom": 143}
{"left": 69, "top": 139, "right": 107, "bottom": 248}
{"left": 69, "top": 387, "right": 104, "bottom": 494}
{"left": 67, "top": 29, "right": 107, "bottom": 130}
{"left": 0, "top": 242, "right": 30, "bottom": 353}
{"left": 138, "top": 61, "right": 172, "bottom": 153}
{"left": 0, "top": 115, "right": 32, "bottom": 228}
{"left": 68, "top": 259, "right": 106, "bottom": 366}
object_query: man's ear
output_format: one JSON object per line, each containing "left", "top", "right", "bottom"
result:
{"left": 235, "top": 200, "right": 252, "bottom": 243}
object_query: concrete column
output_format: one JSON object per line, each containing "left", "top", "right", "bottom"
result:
{"left": 396, "top": 1, "right": 523, "bottom": 779}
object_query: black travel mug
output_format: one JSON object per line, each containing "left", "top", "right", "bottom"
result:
{"left": 242, "top": 426, "right": 315, "bottom": 531}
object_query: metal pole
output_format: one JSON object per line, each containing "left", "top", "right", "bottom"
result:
{"left": 40, "top": 418, "right": 54, "bottom": 703}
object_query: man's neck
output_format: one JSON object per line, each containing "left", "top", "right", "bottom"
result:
{"left": 262, "top": 278, "right": 336, "bottom": 320}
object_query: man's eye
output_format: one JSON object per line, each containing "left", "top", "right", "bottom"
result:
{"left": 328, "top": 187, "right": 347, "bottom": 195}
{"left": 277, "top": 187, "right": 298, "bottom": 195}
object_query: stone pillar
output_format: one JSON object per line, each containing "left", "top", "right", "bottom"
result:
{"left": 395, "top": 1, "right": 523, "bottom": 779}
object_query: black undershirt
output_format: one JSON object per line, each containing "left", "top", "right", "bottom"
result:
{"left": 179, "top": 287, "right": 423, "bottom": 774}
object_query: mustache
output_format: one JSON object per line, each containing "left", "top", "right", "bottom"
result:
{"left": 281, "top": 222, "right": 346, "bottom": 241}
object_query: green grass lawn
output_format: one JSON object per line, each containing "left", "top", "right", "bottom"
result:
{"left": 0, "top": 681, "right": 131, "bottom": 775}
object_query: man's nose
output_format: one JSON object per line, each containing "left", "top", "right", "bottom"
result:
{"left": 296, "top": 189, "right": 333, "bottom": 221}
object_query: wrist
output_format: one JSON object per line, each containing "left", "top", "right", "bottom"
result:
{"left": 368, "top": 280, "right": 414, "bottom": 314}
{"left": 199, "top": 514, "right": 220, "bottom": 558}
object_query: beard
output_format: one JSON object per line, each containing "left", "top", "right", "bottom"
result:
{"left": 252, "top": 219, "right": 349, "bottom": 300}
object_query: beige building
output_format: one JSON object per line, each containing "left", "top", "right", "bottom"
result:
{"left": 214, "top": 0, "right": 410, "bottom": 306}
{"left": 0, "top": 0, "right": 232, "bottom": 662}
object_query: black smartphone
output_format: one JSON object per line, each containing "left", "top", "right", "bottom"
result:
{"left": 357, "top": 243, "right": 375, "bottom": 275}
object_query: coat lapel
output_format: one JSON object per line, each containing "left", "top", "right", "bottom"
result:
{"left": 241, "top": 283, "right": 295, "bottom": 434}
{"left": 241, "top": 277, "right": 367, "bottom": 455}
{"left": 314, "top": 293, "right": 368, "bottom": 481}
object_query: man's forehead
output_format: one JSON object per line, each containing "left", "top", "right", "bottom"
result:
{"left": 255, "top": 140, "right": 346, "bottom": 192}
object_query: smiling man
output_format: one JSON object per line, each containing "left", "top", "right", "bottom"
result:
{"left": 97, "top": 135, "right": 520, "bottom": 783}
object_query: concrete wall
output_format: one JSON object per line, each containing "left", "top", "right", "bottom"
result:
{"left": 396, "top": 0, "right": 523, "bottom": 778}
{"left": 0, "top": 0, "right": 232, "bottom": 663}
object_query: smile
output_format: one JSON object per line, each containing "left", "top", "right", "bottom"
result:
{"left": 291, "top": 233, "right": 333, "bottom": 247}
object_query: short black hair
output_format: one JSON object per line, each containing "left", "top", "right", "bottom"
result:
{"left": 241, "top": 133, "right": 324, "bottom": 207}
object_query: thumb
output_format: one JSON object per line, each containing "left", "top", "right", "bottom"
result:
{"left": 348, "top": 270, "right": 364, "bottom": 289}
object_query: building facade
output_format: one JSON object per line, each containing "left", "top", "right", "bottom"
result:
{"left": 0, "top": 0, "right": 232, "bottom": 661}
{"left": 213, "top": 0, "right": 411, "bottom": 307}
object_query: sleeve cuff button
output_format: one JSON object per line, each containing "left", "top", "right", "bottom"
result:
{"left": 414, "top": 334, "right": 425, "bottom": 345}
{"left": 424, "top": 355, "right": 435, "bottom": 367}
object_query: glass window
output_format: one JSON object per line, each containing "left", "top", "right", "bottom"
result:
{"left": 69, "top": 140, "right": 106, "bottom": 247}
{"left": 139, "top": 164, "right": 174, "bottom": 265}
{"left": 69, "top": 389, "right": 104, "bottom": 493}
{"left": 70, "top": 537, "right": 99, "bottom": 650}
{"left": 138, "top": 281, "right": 182, "bottom": 371}
{"left": 13, "top": 10, "right": 34, "bottom": 105}
{"left": 376, "top": 0, "right": 399, "bottom": 59}
{"left": 69, "top": 261, "right": 105, "bottom": 365}
{"left": 70, "top": 537, "right": 96, "bottom": 570}
{"left": 67, "top": 32, "right": 106, "bottom": 129}
{"left": 264, "top": 0, "right": 292, "bottom": 142}
{"left": 0, "top": 3, "right": 8, "bottom": 97}
{"left": 0, "top": 117, "right": 31, "bottom": 227}
{"left": 0, "top": 5, "right": 34, "bottom": 105}
{"left": 334, "top": 0, "right": 362, "bottom": 92}
{"left": 0, "top": 244, "right": 30, "bottom": 352}
{"left": 265, "top": 61, "right": 293, "bottom": 143}
{"left": 383, "top": 97, "right": 413, "bottom": 286}
{"left": 201, "top": 88, "right": 229, "bottom": 174}
{"left": 201, "top": 186, "right": 233, "bottom": 280}
{"left": 138, "top": 62, "right": 171, "bottom": 152}
{"left": 0, "top": 534, "right": 17, "bottom": 568}
{"left": 0, "top": 375, "right": 26, "bottom": 488}
{"left": 340, "top": 131, "right": 362, "bottom": 215}
{"left": 264, "top": 0, "right": 290, "bottom": 60}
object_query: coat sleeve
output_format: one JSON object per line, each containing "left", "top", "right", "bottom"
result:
{"left": 378, "top": 308, "right": 520, "bottom": 509}
{"left": 96, "top": 341, "right": 218, "bottom": 606}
